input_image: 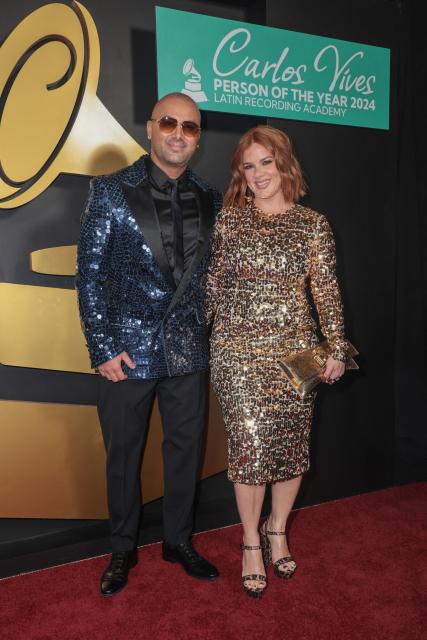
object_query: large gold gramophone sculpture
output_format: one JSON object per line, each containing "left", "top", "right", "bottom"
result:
{"left": 0, "top": 2, "right": 227, "bottom": 518}
{"left": 0, "top": 0, "right": 145, "bottom": 373}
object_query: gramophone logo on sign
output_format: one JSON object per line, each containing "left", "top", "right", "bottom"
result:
{"left": 182, "top": 58, "right": 208, "bottom": 102}
{"left": 156, "top": 7, "right": 390, "bottom": 129}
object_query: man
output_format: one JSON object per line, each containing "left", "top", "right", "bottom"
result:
{"left": 76, "top": 93, "right": 222, "bottom": 596}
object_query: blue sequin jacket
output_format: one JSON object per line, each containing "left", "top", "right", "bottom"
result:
{"left": 76, "top": 155, "right": 222, "bottom": 378}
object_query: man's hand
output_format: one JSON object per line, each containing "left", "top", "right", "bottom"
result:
{"left": 98, "top": 351, "right": 136, "bottom": 382}
{"left": 322, "top": 356, "right": 345, "bottom": 385}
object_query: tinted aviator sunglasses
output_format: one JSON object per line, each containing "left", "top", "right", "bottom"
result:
{"left": 149, "top": 115, "right": 201, "bottom": 138}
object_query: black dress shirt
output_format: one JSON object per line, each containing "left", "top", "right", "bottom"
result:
{"left": 147, "top": 157, "right": 199, "bottom": 286}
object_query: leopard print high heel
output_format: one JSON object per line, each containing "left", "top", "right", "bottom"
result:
{"left": 260, "top": 520, "right": 297, "bottom": 580}
{"left": 240, "top": 543, "right": 267, "bottom": 598}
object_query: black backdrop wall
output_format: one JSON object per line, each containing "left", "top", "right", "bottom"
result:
{"left": 1, "top": 0, "right": 426, "bottom": 536}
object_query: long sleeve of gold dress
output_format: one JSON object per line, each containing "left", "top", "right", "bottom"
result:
{"left": 206, "top": 201, "right": 347, "bottom": 485}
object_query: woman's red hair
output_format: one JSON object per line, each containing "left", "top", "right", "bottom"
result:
{"left": 223, "top": 125, "right": 307, "bottom": 208}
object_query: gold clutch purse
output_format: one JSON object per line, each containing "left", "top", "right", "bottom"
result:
{"left": 278, "top": 341, "right": 359, "bottom": 398}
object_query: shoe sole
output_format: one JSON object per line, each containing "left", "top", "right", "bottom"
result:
{"left": 100, "top": 581, "right": 128, "bottom": 597}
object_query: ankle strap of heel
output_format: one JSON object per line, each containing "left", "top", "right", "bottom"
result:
{"left": 240, "top": 544, "right": 262, "bottom": 551}
{"left": 263, "top": 520, "right": 287, "bottom": 536}
{"left": 265, "top": 530, "right": 286, "bottom": 536}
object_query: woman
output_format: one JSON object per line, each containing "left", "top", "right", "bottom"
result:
{"left": 205, "top": 125, "right": 348, "bottom": 598}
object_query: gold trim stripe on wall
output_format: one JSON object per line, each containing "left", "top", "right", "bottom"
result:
{"left": 0, "top": 282, "right": 92, "bottom": 373}
{"left": 0, "top": 395, "right": 227, "bottom": 519}
{"left": 30, "top": 245, "right": 77, "bottom": 276}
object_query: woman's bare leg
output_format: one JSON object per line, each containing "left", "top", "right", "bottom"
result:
{"left": 234, "top": 482, "right": 267, "bottom": 589}
{"left": 267, "top": 475, "right": 302, "bottom": 565}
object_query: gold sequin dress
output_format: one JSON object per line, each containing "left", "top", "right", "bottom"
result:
{"left": 206, "top": 201, "right": 348, "bottom": 485}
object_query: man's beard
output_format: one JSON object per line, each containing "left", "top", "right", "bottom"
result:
{"left": 163, "top": 139, "right": 192, "bottom": 165}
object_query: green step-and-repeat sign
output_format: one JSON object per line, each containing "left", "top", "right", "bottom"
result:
{"left": 155, "top": 7, "right": 390, "bottom": 130}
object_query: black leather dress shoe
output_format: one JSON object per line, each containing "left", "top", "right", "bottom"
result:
{"left": 162, "top": 541, "right": 219, "bottom": 580}
{"left": 100, "top": 549, "right": 138, "bottom": 597}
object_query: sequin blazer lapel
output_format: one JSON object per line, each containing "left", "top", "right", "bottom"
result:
{"left": 122, "top": 180, "right": 176, "bottom": 290}
{"left": 121, "top": 155, "right": 216, "bottom": 309}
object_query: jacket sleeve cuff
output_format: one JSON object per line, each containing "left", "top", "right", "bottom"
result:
{"left": 328, "top": 339, "right": 349, "bottom": 363}
{"left": 89, "top": 339, "right": 124, "bottom": 370}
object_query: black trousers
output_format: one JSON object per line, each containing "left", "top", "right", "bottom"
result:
{"left": 98, "top": 371, "right": 208, "bottom": 552}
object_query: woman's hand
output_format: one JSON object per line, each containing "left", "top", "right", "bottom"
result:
{"left": 322, "top": 356, "right": 345, "bottom": 385}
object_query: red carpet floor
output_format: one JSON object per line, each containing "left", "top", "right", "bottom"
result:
{"left": 1, "top": 483, "right": 426, "bottom": 640}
